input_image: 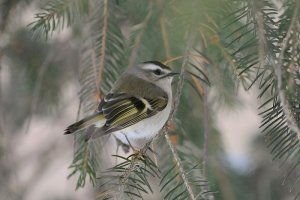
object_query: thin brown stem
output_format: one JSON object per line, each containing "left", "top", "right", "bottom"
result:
{"left": 97, "top": 0, "right": 108, "bottom": 98}
{"left": 90, "top": 36, "right": 101, "bottom": 101}
{"left": 159, "top": 16, "right": 171, "bottom": 59}
{"left": 191, "top": 75, "right": 205, "bottom": 96}
{"left": 82, "top": 144, "right": 90, "bottom": 171}
{"left": 163, "top": 56, "right": 184, "bottom": 65}
{"left": 163, "top": 54, "right": 209, "bottom": 66}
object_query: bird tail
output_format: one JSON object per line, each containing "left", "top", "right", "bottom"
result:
{"left": 64, "top": 113, "right": 105, "bottom": 135}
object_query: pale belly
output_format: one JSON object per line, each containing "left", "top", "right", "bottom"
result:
{"left": 113, "top": 102, "right": 171, "bottom": 149}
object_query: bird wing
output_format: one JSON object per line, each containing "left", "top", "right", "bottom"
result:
{"left": 92, "top": 92, "right": 168, "bottom": 138}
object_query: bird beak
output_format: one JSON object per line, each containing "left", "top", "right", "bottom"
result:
{"left": 157, "top": 72, "right": 179, "bottom": 80}
{"left": 165, "top": 72, "right": 179, "bottom": 77}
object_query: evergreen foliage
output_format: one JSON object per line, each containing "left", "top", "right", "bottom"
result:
{"left": 26, "top": 0, "right": 300, "bottom": 199}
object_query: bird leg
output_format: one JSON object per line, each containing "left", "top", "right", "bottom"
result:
{"left": 123, "top": 133, "right": 137, "bottom": 153}
{"left": 114, "top": 136, "right": 131, "bottom": 154}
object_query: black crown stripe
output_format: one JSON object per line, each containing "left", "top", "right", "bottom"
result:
{"left": 143, "top": 61, "right": 171, "bottom": 70}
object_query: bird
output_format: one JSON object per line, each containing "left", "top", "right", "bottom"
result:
{"left": 64, "top": 61, "right": 177, "bottom": 150}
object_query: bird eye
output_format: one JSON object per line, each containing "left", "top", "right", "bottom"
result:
{"left": 153, "top": 69, "right": 162, "bottom": 75}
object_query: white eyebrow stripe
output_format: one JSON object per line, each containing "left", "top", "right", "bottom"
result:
{"left": 142, "top": 63, "right": 170, "bottom": 73}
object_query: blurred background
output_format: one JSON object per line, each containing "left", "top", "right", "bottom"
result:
{"left": 0, "top": 0, "right": 299, "bottom": 199}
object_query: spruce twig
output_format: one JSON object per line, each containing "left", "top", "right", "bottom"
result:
{"left": 273, "top": 2, "right": 300, "bottom": 140}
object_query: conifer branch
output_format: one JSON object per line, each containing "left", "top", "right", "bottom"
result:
{"left": 119, "top": 142, "right": 152, "bottom": 186}
{"left": 250, "top": 0, "right": 268, "bottom": 62}
{"left": 68, "top": 141, "right": 96, "bottom": 190}
{"left": 162, "top": 52, "right": 210, "bottom": 200}
{"left": 169, "top": 51, "right": 188, "bottom": 117}
{"left": 28, "top": 0, "right": 88, "bottom": 39}
{"left": 161, "top": 54, "right": 213, "bottom": 197}
{"left": 24, "top": 52, "right": 54, "bottom": 134}
{"left": 164, "top": 133, "right": 197, "bottom": 200}
{"left": 252, "top": 0, "right": 300, "bottom": 141}
{"left": 274, "top": 2, "right": 300, "bottom": 139}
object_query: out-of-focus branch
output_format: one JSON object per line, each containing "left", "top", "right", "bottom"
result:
{"left": 128, "top": 7, "right": 152, "bottom": 67}
{"left": 0, "top": 53, "right": 4, "bottom": 136}
{"left": 24, "top": 52, "right": 54, "bottom": 134}
{"left": 190, "top": 52, "right": 210, "bottom": 176}
{"left": 202, "top": 89, "right": 209, "bottom": 175}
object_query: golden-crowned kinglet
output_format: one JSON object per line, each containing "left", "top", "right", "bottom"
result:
{"left": 64, "top": 61, "right": 177, "bottom": 149}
